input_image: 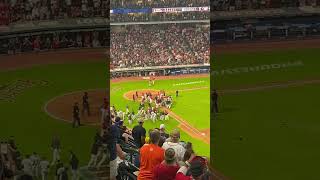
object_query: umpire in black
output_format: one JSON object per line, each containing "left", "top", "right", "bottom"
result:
{"left": 82, "top": 92, "right": 90, "bottom": 116}
{"left": 73, "top": 102, "right": 81, "bottom": 128}
{"left": 212, "top": 89, "right": 219, "bottom": 113}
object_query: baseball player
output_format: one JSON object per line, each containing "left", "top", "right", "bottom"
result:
{"left": 128, "top": 113, "right": 133, "bottom": 125}
{"left": 151, "top": 111, "right": 157, "bottom": 123}
{"left": 39, "top": 157, "right": 49, "bottom": 180}
{"left": 152, "top": 76, "right": 155, "bottom": 85}
{"left": 22, "top": 155, "right": 33, "bottom": 176}
{"left": 51, "top": 135, "right": 61, "bottom": 166}
{"left": 73, "top": 102, "right": 81, "bottom": 128}
{"left": 212, "top": 89, "right": 219, "bottom": 113}
{"left": 126, "top": 105, "right": 130, "bottom": 115}
{"left": 82, "top": 92, "right": 90, "bottom": 116}
{"left": 30, "top": 152, "right": 40, "bottom": 177}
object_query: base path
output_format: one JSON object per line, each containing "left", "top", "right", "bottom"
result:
{"left": 45, "top": 89, "right": 107, "bottom": 126}
{"left": 123, "top": 89, "right": 210, "bottom": 144}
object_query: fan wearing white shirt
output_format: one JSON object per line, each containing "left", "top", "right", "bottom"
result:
{"left": 162, "top": 129, "right": 186, "bottom": 162}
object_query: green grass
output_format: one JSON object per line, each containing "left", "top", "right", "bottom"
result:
{"left": 111, "top": 77, "right": 210, "bottom": 157}
{"left": 0, "top": 61, "right": 107, "bottom": 174}
{"left": 211, "top": 48, "right": 320, "bottom": 180}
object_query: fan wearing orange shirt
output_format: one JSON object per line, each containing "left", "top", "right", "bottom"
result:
{"left": 138, "top": 129, "right": 164, "bottom": 180}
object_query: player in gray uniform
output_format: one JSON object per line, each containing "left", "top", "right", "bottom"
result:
{"left": 40, "top": 157, "right": 50, "bottom": 180}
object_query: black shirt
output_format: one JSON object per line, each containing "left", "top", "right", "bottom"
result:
{"left": 82, "top": 95, "right": 88, "bottom": 105}
{"left": 73, "top": 105, "right": 79, "bottom": 117}
{"left": 70, "top": 154, "right": 79, "bottom": 170}
{"left": 132, "top": 125, "right": 146, "bottom": 148}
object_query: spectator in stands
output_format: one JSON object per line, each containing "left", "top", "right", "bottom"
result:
{"left": 132, "top": 119, "right": 146, "bottom": 148}
{"left": 162, "top": 129, "right": 186, "bottom": 162}
{"left": 138, "top": 129, "right": 164, "bottom": 180}
{"left": 44, "top": 37, "right": 52, "bottom": 50}
{"left": 111, "top": 24, "right": 209, "bottom": 69}
{"left": 159, "top": 124, "right": 169, "bottom": 139}
{"left": 152, "top": 148, "right": 180, "bottom": 180}
{"left": 175, "top": 159, "right": 211, "bottom": 180}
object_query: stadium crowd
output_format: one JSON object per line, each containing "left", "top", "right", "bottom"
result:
{"left": 110, "top": 0, "right": 209, "bottom": 9}
{"left": 0, "top": 97, "right": 110, "bottom": 180}
{"left": 0, "top": 0, "right": 109, "bottom": 25}
{"left": 109, "top": 90, "right": 212, "bottom": 180}
{"left": 0, "top": 30, "right": 108, "bottom": 55}
{"left": 111, "top": 23, "right": 209, "bottom": 69}
{"left": 211, "top": 0, "right": 320, "bottom": 11}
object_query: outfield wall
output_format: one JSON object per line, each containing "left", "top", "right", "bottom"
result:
{"left": 110, "top": 64, "right": 210, "bottom": 78}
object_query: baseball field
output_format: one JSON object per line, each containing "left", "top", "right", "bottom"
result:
{"left": 0, "top": 49, "right": 108, "bottom": 178}
{"left": 211, "top": 39, "right": 320, "bottom": 180}
{"left": 110, "top": 74, "right": 210, "bottom": 157}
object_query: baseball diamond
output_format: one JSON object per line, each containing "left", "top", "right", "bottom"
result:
{"left": 110, "top": 75, "right": 211, "bottom": 156}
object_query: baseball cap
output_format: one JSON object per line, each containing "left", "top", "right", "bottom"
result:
{"left": 160, "top": 124, "right": 165, "bottom": 129}
{"left": 164, "top": 148, "right": 176, "bottom": 162}
{"left": 191, "top": 156, "right": 207, "bottom": 167}
{"left": 115, "top": 116, "right": 121, "bottom": 122}
{"left": 138, "top": 119, "right": 144, "bottom": 123}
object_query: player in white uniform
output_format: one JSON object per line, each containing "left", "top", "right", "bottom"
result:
{"left": 22, "top": 155, "right": 33, "bottom": 176}
{"left": 40, "top": 157, "right": 50, "bottom": 180}
{"left": 30, "top": 152, "right": 41, "bottom": 177}
{"left": 151, "top": 111, "right": 157, "bottom": 123}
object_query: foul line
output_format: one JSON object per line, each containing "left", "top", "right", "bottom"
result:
{"left": 162, "top": 107, "right": 210, "bottom": 144}
{"left": 220, "top": 79, "right": 320, "bottom": 94}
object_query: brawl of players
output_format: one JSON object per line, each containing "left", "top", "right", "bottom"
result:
{"left": 113, "top": 90, "right": 175, "bottom": 126}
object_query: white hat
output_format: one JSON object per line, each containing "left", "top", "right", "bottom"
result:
{"left": 160, "top": 124, "right": 165, "bottom": 130}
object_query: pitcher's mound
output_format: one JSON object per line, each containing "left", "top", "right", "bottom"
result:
{"left": 123, "top": 89, "right": 163, "bottom": 101}
{"left": 45, "top": 89, "right": 107, "bottom": 126}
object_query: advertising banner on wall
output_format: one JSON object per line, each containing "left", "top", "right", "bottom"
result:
{"left": 152, "top": 6, "right": 210, "bottom": 13}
